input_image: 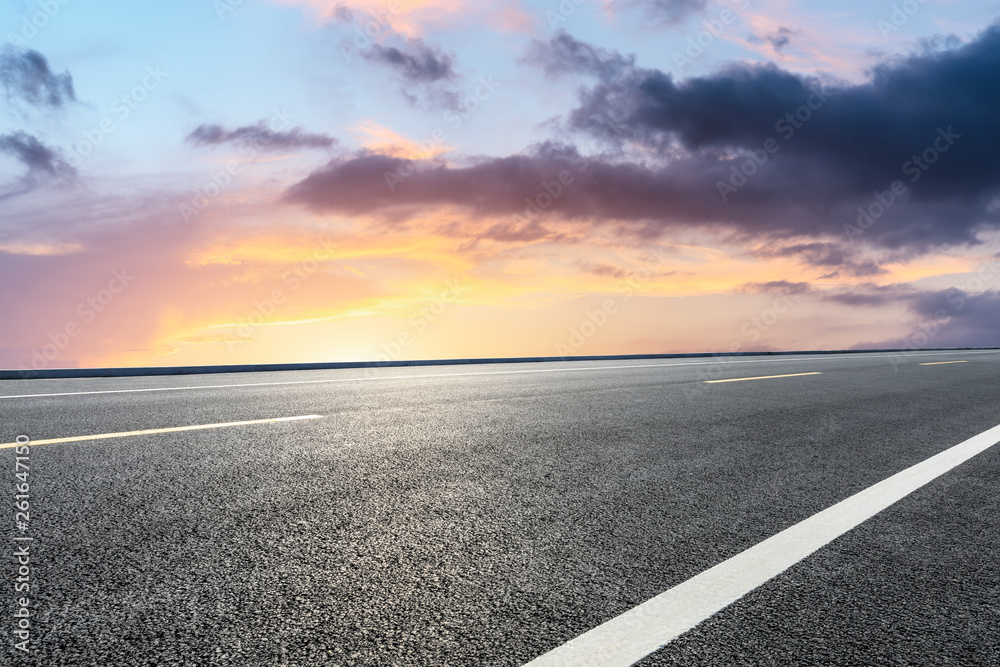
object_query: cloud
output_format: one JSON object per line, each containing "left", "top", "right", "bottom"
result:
{"left": 348, "top": 32, "right": 462, "bottom": 109}
{"left": 0, "top": 47, "right": 76, "bottom": 108}
{"left": 820, "top": 282, "right": 917, "bottom": 307}
{"left": 846, "top": 283, "right": 1000, "bottom": 349}
{"left": 331, "top": 4, "right": 354, "bottom": 21}
{"left": 270, "top": 0, "right": 532, "bottom": 36}
{"left": 478, "top": 219, "right": 563, "bottom": 244}
{"left": 0, "top": 131, "right": 76, "bottom": 200}
{"left": 904, "top": 289, "right": 1000, "bottom": 347}
{"left": 186, "top": 122, "right": 337, "bottom": 151}
{"left": 562, "top": 24, "right": 1000, "bottom": 248}
{"left": 361, "top": 38, "right": 456, "bottom": 83}
{"left": 797, "top": 278, "right": 1000, "bottom": 347}
{"left": 748, "top": 26, "right": 798, "bottom": 54}
{"left": 768, "top": 26, "right": 795, "bottom": 52}
{"left": 615, "top": 0, "right": 709, "bottom": 24}
{"left": 739, "top": 277, "right": 1000, "bottom": 349}
{"left": 522, "top": 31, "right": 634, "bottom": 80}
{"left": 278, "top": 139, "right": 896, "bottom": 247}
{"left": 0, "top": 132, "right": 73, "bottom": 176}
{"left": 284, "top": 25, "right": 1000, "bottom": 258}
{"left": 738, "top": 280, "right": 813, "bottom": 295}
{"left": 350, "top": 119, "right": 449, "bottom": 159}
{"left": 568, "top": 25, "right": 999, "bottom": 187}
{"left": 329, "top": 5, "right": 461, "bottom": 108}
{"left": 577, "top": 261, "right": 629, "bottom": 279}
{"left": 754, "top": 242, "right": 885, "bottom": 278}
{"left": 284, "top": 142, "right": 609, "bottom": 217}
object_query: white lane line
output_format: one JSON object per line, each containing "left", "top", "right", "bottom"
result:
{"left": 0, "top": 350, "right": 995, "bottom": 400}
{"left": 703, "top": 371, "right": 821, "bottom": 384}
{"left": 0, "top": 415, "right": 322, "bottom": 449}
{"left": 523, "top": 421, "right": 1000, "bottom": 667}
{"left": 919, "top": 360, "right": 968, "bottom": 366}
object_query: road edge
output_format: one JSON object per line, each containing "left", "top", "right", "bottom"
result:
{"left": 3, "top": 347, "right": 999, "bottom": 380}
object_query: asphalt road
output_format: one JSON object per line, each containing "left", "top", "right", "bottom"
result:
{"left": 2, "top": 350, "right": 999, "bottom": 666}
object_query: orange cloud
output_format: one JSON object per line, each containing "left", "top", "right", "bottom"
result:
{"left": 350, "top": 119, "right": 450, "bottom": 159}
{"left": 8, "top": 173, "right": 992, "bottom": 372}
{"left": 269, "top": 0, "right": 530, "bottom": 36}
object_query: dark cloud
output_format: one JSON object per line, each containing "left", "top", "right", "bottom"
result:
{"left": 738, "top": 280, "right": 813, "bottom": 295}
{"left": 0, "top": 48, "right": 76, "bottom": 108}
{"left": 905, "top": 288, "right": 1000, "bottom": 347}
{"left": 286, "top": 25, "right": 1000, "bottom": 256}
{"left": 744, "top": 277, "right": 1000, "bottom": 348}
{"left": 849, "top": 283, "right": 1000, "bottom": 349}
{"left": 817, "top": 265, "right": 885, "bottom": 279}
{"left": 821, "top": 282, "right": 918, "bottom": 307}
{"left": 567, "top": 24, "right": 1000, "bottom": 248}
{"left": 479, "top": 219, "right": 564, "bottom": 243}
{"left": 362, "top": 38, "right": 456, "bottom": 83}
{"left": 186, "top": 122, "right": 336, "bottom": 151}
{"left": 0, "top": 131, "right": 76, "bottom": 200}
{"left": 569, "top": 25, "right": 1000, "bottom": 194}
{"left": 749, "top": 27, "right": 797, "bottom": 54}
{"left": 578, "top": 261, "right": 629, "bottom": 279}
{"left": 332, "top": 5, "right": 354, "bottom": 22}
{"left": 283, "top": 139, "right": 831, "bottom": 242}
{"left": 0, "top": 132, "right": 73, "bottom": 176}
{"left": 768, "top": 27, "right": 795, "bottom": 52}
{"left": 341, "top": 25, "right": 460, "bottom": 109}
{"left": 756, "top": 242, "right": 885, "bottom": 277}
{"left": 283, "top": 142, "right": 709, "bottom": 220}
{"left": 522, "top": 31, "right": 634, "bottom": 80}
{"left": 617, "top": 0, "right": 709, "bottom": 24}
{"left": 278, "top": 139, "right": 925, "bottom": 251}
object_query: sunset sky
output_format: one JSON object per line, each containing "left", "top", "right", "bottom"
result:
{"left": 2, "top": 0, "right": 999, "bottom": 370}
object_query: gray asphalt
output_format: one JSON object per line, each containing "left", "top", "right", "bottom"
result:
{"left": 2, "top": 350, "right": 999, "bottom": 666}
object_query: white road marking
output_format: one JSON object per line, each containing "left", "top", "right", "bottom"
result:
{"left": 919, "top": 360, "right": 968, "bottom": 366}
{"left": 703, "top": 372, "right": 821, "bottom": 383}
{"left": 523, "top": 421, "right": 1000, "bottom": 667}
{"left": 0, "top": 350, "right": 995, "bottom": 400}
{"left": 0, "top": 415, "right": 322, "bottom": 449}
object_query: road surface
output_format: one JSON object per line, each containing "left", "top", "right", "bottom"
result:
{"left": 2, "top": 350, "right": 999, "bottom": 665}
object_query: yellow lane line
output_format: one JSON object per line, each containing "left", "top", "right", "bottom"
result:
{"left": 704, "top": 372, "right": 822, "bottom": 384}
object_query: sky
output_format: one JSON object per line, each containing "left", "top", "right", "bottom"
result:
{"left": 2, "top": 0, "right": 1000, "bottom": 370}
